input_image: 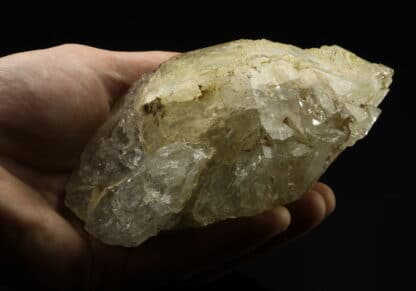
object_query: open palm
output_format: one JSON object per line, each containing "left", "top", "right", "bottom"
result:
{"left": 0, "top": 44, "right": 335, "bottom": 290}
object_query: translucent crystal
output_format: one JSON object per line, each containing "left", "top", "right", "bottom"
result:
{"left": 65, "top": 39, "right": 393, "bottom": 247}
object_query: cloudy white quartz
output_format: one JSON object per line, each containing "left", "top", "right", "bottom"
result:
{"left": 65, "top": 40, "right": 393, "bottom": 247}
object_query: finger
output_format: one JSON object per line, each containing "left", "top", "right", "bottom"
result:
{"left": 285, "top": 189, "right": 328, "bottom": 235}
{"left": 253, "top": 182, "right": 335, "bottom": 255}
{"left": 182, "top": 183, "right": 336, "bottom": 284}
{"left": 312, "top": 182, "right": 336, "bottom": 216}
{"left": 265, "top": 187, "right": 329, "bottom": 244}
{"left": 0, "top": 166, "right": 90, "bottom": 289}
{"left": 0, "top": 156, "right": 69, "bottom": 208}
{"left": 122, "top": 206, "right": 290, "bottom": 287}
{"left": 102, "top": 50, "right": 178, "bottom": 101}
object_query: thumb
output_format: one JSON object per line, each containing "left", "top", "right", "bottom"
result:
{"left": 102, "top": 50, "right": 178, "bottom": 101}
{"left": 111, "top": 50, "right": 178, "bottom": 81}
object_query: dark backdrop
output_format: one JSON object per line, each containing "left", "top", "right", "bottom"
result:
{"left": 1, "top": 5, "right": 412, "bottom": 291}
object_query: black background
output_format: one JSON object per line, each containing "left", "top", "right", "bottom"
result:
{"left": 0, "top": 4, "right": 413, "bottom": 291}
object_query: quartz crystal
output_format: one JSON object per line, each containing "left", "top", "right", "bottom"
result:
{"left": 65, "top": 39, "right": 393, "bottom": 247}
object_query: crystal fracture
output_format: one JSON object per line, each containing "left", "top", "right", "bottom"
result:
{"left": 65, "top": 40, "right": 393, "bottom": 246}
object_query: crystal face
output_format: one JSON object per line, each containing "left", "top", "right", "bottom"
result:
{"left": 65, "top": 39, "right": 393, "bottom": 247}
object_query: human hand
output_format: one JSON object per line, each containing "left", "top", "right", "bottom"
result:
{"left": 0, "top": 44, "right": 335, "bottom": 290}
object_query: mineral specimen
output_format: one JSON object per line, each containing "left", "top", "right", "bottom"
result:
{"left": 65, "top": 39, "right": 393, "bottom": 247}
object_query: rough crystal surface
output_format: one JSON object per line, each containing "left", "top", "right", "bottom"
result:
{"left": 65, "top": 39, "right": 393, "bottom": 247}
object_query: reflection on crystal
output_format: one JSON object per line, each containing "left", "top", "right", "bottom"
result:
{"left": 65, "top": 39, "right": 393, "bottom": 247}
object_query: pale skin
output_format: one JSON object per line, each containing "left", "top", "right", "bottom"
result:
{"left": 0, "top": 44, "right": 336, "bottom": 290}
